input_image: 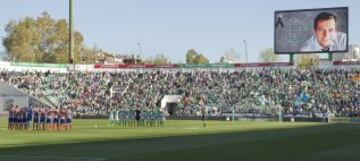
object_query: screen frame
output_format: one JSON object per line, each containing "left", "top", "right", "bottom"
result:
{"left": 274, "top": 7, "right": 349, "bottom": 54}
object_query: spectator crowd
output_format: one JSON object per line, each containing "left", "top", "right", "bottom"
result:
{"left": 1, "top": 67, "right": 359, "bottom": 118}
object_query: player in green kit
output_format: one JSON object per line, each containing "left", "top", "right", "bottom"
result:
{"left": 139, "top": 109, "right": 145, "bottom": 126}
{"left": 155, "top": 110, "right": 161, "bottom": 126}
{"left": 145, "top": 110, "right": 150, "bottom": 126}
{"left": 124, "top": 108, "right": 129, "bottom": 126}
{"left": 130, "top": 109, "right": 135, "bottom": 126}
{"left": 119, "top": 109, "right": 125, "bottom": 126}
{"left": 116, "top": 109, "right": 121, "bottom": 125}
{"left": 161, "top": 110, "right": 166, "bottom": 126}
{"left": 109, "top": 109, "right": 115, "bottom": 125}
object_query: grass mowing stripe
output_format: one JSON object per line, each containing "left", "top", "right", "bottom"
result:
{"left": 0, "top": 118, "right": 359, "bottom": 161}
{"left": 0, "top": 154, "right": 107, "bottom": 161}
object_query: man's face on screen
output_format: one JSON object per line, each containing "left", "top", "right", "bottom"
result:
{"left": 315, "top": 18, "right": 337, "bottom": 48}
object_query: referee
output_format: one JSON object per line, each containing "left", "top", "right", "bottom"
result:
{"left": 199, "top": 96, "right": 207, "bottom": 128}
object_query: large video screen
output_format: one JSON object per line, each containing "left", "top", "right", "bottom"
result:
{"left": 274, "top": 7, "right": 348, "bottom": 54}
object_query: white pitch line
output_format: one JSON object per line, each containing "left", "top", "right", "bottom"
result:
{"left": 88, "top": 158, "right": 107, "bottom": 161}
{"left": 186, "top": 127, "right": 199, "bottom": 130}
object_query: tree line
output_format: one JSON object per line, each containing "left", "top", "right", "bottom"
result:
{"left": 3, "top": 12, "right": 317, "bottom": 68}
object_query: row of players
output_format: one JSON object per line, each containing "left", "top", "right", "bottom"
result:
{"left": 8, "top": 105, "right": 73, "bottom": 131}
{"left": 109, "top": 109, "right": 166, "bottom": 126}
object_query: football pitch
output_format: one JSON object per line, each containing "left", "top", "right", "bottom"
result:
{"left": 0, "top": 119, "right": 359, "bottom": 161}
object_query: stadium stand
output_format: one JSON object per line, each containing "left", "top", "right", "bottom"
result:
{"left": 1, "top": 67, "right": 359, "bottom": 119}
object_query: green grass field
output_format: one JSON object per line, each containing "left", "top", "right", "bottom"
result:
{"left": 0, "top": 119, "right": 360, "bottom": 161}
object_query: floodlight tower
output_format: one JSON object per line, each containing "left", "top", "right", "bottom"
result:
{"left": 244, "top": 40, "right": 248, "bottom": 63}
{"left": 137, "top": 42, "right": 142, "bottom": 64}
{"left": 69, "top": 0, "right": 75, "bottom": 68}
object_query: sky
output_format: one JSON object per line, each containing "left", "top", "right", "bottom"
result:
{"left": 0, "top": 0, "right": 359, "bottom": 63}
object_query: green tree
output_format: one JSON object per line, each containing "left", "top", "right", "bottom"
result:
{"left": 193, "top": 54, "right": 209, "bottom": 64}
{"left": 296, "top": 54, "right": 320, "bottom": 69}
{"left": 259, "top": 48, "right": 279, "bottom": 62}
{"left": 185, "top": 49, "right": 209, "bottom": 64}
{"left": 144, "top": 54, "right": 169, "bottom": 65}
{"left": 186, "top": 49, "right": 198, "bottom": 64}
{"left": 79, "top": 46, "right": 96, "bottom": 64}
{"left": 2, "top": 12, "right": 86, "bottom": 63}
{"left": 220, "top": 56, "right": 225, "bottom": 63}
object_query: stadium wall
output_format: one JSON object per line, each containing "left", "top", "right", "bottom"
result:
{"left": 0, "top": 61, "right": 68, "bottom": 73}
{"left": 1, "top": 61, "right": 360, "bottom": 72}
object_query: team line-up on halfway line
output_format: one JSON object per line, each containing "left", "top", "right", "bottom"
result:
{"left": 7, "top": 105, "right": 73, "bottom": 131}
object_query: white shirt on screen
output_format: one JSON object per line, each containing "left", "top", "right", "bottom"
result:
{"left": 300, "top": 32, "right": 347, "bottom": 52}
